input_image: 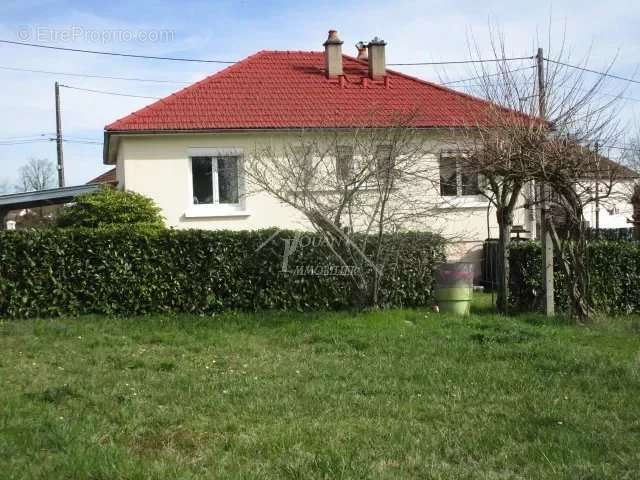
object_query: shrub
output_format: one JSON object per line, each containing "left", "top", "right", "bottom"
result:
{"left": 0, "top": 227, "right": 445, "bottom": 318}
{"left": 509, "top": 240, "right": 640, "bottom": 314}
{"left": 587, "top": 228, "right": 635, "bottom": 241}
{"left": 56, "top": 188, "right": 164, "bottom": 228}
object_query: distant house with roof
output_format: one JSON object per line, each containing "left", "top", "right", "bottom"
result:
{"left": 87, "top": 169, "right": 117, "bottom": 186}
{"left": 101, "top": 30, "right": 635, "bottom": 272}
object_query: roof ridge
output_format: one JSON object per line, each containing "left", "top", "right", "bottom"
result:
{"left": 260, "top": 49, "right": 320, "bottom": 54}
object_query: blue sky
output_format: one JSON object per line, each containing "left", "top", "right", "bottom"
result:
{"left": 0, "top": 0, "right": 638, "bottom": 188}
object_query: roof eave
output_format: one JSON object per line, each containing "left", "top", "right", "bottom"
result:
{"left": 102, "top": 125, "right": 477, "bottom": 136}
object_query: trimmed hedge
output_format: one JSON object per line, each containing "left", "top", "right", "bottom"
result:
{"left": 509, "top": 240, "right": 640, "bottom": 314}
{"left": 587, "top": 227, "right": 635, "bottom": 241}
{"left": 0, "top": 227, "right": 445, "bottom": 318}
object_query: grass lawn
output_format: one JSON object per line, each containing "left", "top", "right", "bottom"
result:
{"left": 1, "top": 295, "right": 639, "bottom": 479}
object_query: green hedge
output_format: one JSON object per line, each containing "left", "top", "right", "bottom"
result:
{"left": 0, "top": 227, "right": 445, "bottom": 318}
{"left": 587, "top": 228, "right": 635, "bottom": 241}
{"left": 509, "top": 240, "right": 640, "bottom": 314}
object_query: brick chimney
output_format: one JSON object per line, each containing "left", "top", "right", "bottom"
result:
{"left": 367, "top": 37, "right": 386, "bottom": 79}
{"left": 356, "top": 41, "right": 368, "bottom": 62}
{"left": 323, "top": 30, "right": 343, "bottom": 78}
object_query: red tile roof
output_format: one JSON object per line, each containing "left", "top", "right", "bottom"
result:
{"left": 87, "top": 168, "right": 116, "bottom": 184}
{"left": 106, "top": 51, "right": 502, "bottom": 132}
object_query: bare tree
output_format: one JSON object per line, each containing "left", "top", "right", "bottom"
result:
{"left": 539, "top": 141, "right": 624, "bottom": 319}
{"left": 457, "top": 117, "right": 546, "bottom": 313}
{"left": 456, "top": 26, "right": 626, "bottom": 320}
{"left": 16, "top": 158, "right": 56, "bottom": 192}
{"left": 245, "top": 117, "right": 446, "bottom": 307}
{"left": 13, "top": 158, "right": 58, "bottom": 228}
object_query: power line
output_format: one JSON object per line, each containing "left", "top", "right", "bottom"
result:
{"left": 0, "top": 39, "right": 535, "bottom": 67}
{"left": 442, "top": 65, "right": 536, "bottom": 85}
{"left": 0, "top": 39, "right": 236, "bottom": 64}
{"left": 388, "top": 55, "right": 534, "bottom": 66}
{"left": 63, "top": 136, "right": 103, "bottom": 142}
{"left": 451, "top": 78, "right": 640, "bottom": 103}
{"left": 0, "top": 65, "right": 190, "bottom": 84}
{"left": 62, "top": 139, "right": 103, "bottom": 145}
{"left": 544, "top": 58, "right": 640, "bottom": 86}
{"left": 601, "top": 143, "right": 637, "bottom": 152}
{"left": 59, "top": 84, "right": 161, "bottom": 100}
{"left": 0, "top": 133, "right": 54, "bottom": 141}
{"left": 0, "top": 139, "right": 50, "bottom": 146}
{"left": 582, "top": 90, "right": 640, "bottom": 103}
{"left": 0, "top": 61, "right": 538, "bottom": 88}
{"left": 0, "top": 138, "right": 104, "bottom": 146}
{"left": 0, "top": 133, "right": 103, "bottom": 142}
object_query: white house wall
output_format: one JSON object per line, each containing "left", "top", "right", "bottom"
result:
{"left": 583, "top": 181, "right": 634, "bottom": 230}
{"left": 114, "top": 132, "right": 542, "bottom": 278}
{"left": 119, "top": 133, "right": 310, "bottom": 230}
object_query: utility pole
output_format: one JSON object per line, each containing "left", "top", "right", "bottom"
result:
{"left": 536, "top": 47, "right": 555, "bottom": 317}
{"left": 594, "top": 141, "right": 600, "bottom": 237}
{"left": 55, "top": 81, "right": 65, "bottom": 188}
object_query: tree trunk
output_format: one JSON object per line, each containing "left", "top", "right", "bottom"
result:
{"left": 371, "top": 267, "right": 382, "bottom": 308}
{"left": 496, "top": 207, "right": 512, "bottom": 313}
{"left": 632, "top": 184, "right": 640, "bottom": 241}
{"left": 548, "top": 215, "right": 592, "bottom": 323}
{"left": 570, "top": 223, "right": 592, "bottom": 322}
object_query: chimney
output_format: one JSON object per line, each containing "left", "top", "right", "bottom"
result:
{"left": 367, "top": 36, "right": 386, "bottom": 79}
{"left": 356, "top": 41, "right": 368, "bottom": 62}
{"left": 323, "top": 30, "right": 343, "bottom": 78}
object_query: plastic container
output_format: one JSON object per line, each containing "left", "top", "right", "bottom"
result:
{"left": 434, "top": 262, "right": 474, "bottom": 315}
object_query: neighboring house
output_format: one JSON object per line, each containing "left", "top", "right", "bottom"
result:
{"left": 0, "top": 184, "right": 102, "bottom": 229}
{"left": 549, "top": 156, "right": 636, "bottom": 232}
{"left": 102, "top": 30, "right": 635, "bottom": 274}
{"left": 87, "top": 168, "right": 117, "bottom": 186}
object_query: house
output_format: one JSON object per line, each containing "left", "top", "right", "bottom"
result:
{"left": 102, "top": 30, "right": 635, "bottom": 274}
{"left": 0, "top": 184, "right": 103, "bottom": 229}
{"left": 0, "top": 167, "right": 120, "bottom": 229}
{"left": 87, "top": 168, "right": 117, "bottom": 185}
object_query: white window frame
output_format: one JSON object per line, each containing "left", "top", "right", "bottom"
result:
{"left": 438, "top": 151, "right": 487, "bottom": 208}
{"left": 439, "top": 152, "right": 483, "bottom": 197}
{"left": 185, "top": 147, "right": 249, "bottom": 218}
{"left": 336, "top": 145, "right": 355, "bottom": 184}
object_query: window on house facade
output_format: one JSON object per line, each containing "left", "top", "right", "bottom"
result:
{"left": 336, "top": 146, "right": 354, "bottom": 183}
{"left": 291, "top": 145, "right": 314, "bottom": 185}
{"left": 374, "top": 144, "right": 400, "bottom": 183}
{"left": 439, "top": 152, "right": 481, "bottom": 197}
{"left": 191, "top": 155, "right": 240, "bottom": 205}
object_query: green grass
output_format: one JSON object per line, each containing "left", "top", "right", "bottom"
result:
{"left": 1, "top": 295, "right": 639, "bottom": 479}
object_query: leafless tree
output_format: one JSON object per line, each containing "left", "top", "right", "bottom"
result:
{"left": 13, "top": 158, "right": 57, "bottom": 228}
{"left": 539, "top": 140, "right": 625, "bottom": 319}
{"left": 245, "top": 117, "right": 446, "bottom": 307}
{"left": 456, "top": 116, "right": 546, "bottom": 313}
{"left": 16, "top": 158, "right": 56, "bottom": 192}
{"left": 455, "top": 26, "right": 626, "bottom": 320}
